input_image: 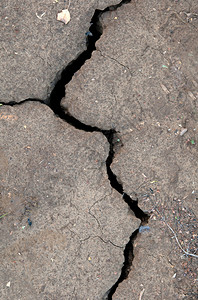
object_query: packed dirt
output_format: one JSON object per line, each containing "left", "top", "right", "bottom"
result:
{"left": 0, "top": 0, "right": 198, "bottom": 299}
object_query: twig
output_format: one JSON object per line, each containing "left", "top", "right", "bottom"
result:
{"left": 36, "top": 12, "right": 46, "bottom": 20}
{"left": 139, "top": 289, "right": 145, "bottom": 300}
{"left": 172, "top": 11, "right": 187, "bottom": 24}
{"left": 0, "top": 212, "right": 9, "bottom": 219}
{"left": 165, "top": 222, "right": 198, "bottom": 258}
{"left": 153, "top": 205, "right": 198, "bottom": 259}
{"left": 67, "top": 0, "right": 71, "bottom": 9}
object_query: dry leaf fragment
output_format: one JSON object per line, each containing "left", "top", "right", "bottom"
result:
{"left": 57, "top": 9, "right": 70, "bottom": 24}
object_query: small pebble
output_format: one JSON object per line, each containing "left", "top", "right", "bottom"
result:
{"left": 180, "top": 128, "right": 187, "bottom": 136}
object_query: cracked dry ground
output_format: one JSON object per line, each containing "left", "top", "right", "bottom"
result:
{"left": 0, "top": 0, "right": 198, "bottom": 299}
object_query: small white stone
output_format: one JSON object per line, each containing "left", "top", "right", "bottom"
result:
{"left": 57, "top": 9, "right": 70, "bottom": 25}
{"left": 180, "top": 128, "right": 187, "bottom": 136}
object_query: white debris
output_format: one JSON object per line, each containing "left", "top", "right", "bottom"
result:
{"left": 36, "top": 12, "right": 46, "bottom": 20}
{"left": 57, "top": 9, "right": 70, "bottom": 24}
{"left": 180, "top": 128, "right": 188, "bottom": 136}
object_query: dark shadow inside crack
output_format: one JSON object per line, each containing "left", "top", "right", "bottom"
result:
{"left": 0, "top": 98, "right": 44, "bottom": 106}
{"left": 0, "top": 0, "right": 149, "bottom": 298}
{"left": 48, "top": 0, "right": 132, "bottom": 112}
{"left": 103, "top": 228, "right": 139, "bottom": 300}
{"left": 104, "top": 131, "right": 149, "bottom": 222}
{"left": 48, "top": 8, "right": 103, "bottom": 111}
{"left": 46, "top": 0, "right": 149, "bottom": 295}
{"left": 46, "top": 0, "right": 149, "bottom": 220}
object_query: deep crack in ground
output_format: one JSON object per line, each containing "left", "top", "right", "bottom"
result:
{"left": 0, "top": 0, "right": 149, "bottom": 298}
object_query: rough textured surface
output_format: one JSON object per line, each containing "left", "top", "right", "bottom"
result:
{"left": 0, "top": 0, "right": 119, "bottom": 102}
{"left": 113, "top": 223, "right": 177, "bottom": 300}
{"left": 62, "top": 0, "right": 198, "bottom": 132}
{"left": 1, "top": 0, "right": 198, "bottom": 298}
{"left": 61, "top": 0, "right": 198, "bottom": 298}
{"left": 112, "top": 121, "right": 198, "bottom": 298}
{"left": 0, "top": 103, "right": 140, "bottom": 299}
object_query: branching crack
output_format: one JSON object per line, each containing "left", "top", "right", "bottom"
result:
{"left": 0, "top": 0, "right": 149, "bottom": 298}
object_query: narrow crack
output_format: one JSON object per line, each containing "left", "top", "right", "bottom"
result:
{"left": 103, "top": 228, "right": 139, "bottom": 300}
{"left": 0, "top": 0, "right": 149, "bottom": 298}
{"left": 98, "top": 50, "right": 134, "bottom": 76}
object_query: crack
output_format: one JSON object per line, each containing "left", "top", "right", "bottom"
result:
{"left": 97, "top": 49, "right": 134, "bottom": 76}
{"left": 88, "top": 192, "right": 113, "bottom": 234}
{"left": 0, "top": 98, "right": 44, "bottom": 106}
{"left": 0, "top": 0, "right": 149, "bottom": 298}
{"left": 103, "top": 229, "right": 140, "bottom": 300}
{"left": 80, "top": 235, "right": 124, "bottom": 249}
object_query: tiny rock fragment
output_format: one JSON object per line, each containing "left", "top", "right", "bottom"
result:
{"left": 57, "top": 9, "right": 70, "bottom": 24}
{"left": 180, "top": 128, "right": 187, "bottom": 136}
{"left": 6, "top": 281, "right": 11, "bottom": 287}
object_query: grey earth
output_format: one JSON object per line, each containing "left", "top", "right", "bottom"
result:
{"left": 0, "top": 0, "right": 198, "bottom": 299}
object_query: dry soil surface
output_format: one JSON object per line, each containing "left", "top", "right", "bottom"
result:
{"left": 0, "top": 0, "right": 198, "bottom": 299}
